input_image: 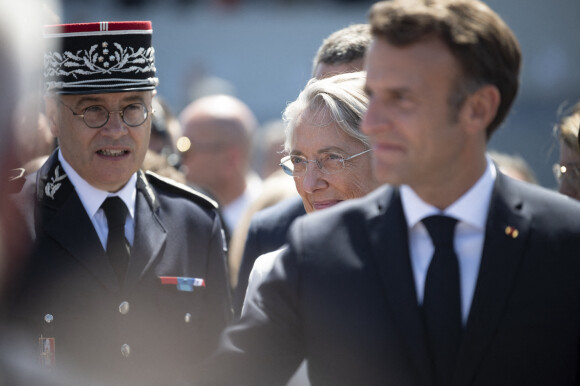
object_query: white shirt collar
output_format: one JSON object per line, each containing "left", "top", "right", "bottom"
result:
{"left": 401, "top": 155, "right": 497, "bottom": 231}
{"left": 58, "top": 150, "right": 137, "bottom": 219}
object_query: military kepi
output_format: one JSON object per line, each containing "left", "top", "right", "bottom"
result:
{"left": 43, "top": 21, "right": 158, "bottom": 94}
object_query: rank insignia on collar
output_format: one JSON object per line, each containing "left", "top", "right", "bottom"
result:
{"left": 159, "top": 276, "right": 205, "bottom": 292}
{"left": 45, "top": 165, "right": 67, "bottom": 200}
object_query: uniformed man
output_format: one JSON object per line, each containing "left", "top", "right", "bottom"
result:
{"left": 6, "top": 21, "right": 232, "bottom": 385}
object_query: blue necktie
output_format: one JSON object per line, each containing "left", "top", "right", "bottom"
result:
{"left": 422, "top": 215, "right": 462, "bottom": 386}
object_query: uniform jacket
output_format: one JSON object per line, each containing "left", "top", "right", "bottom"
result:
{"left": 6, "top": 151, "right": 232, "bottom": 385}
{"left": 203, "top": 173, "right": 580, "bottom": 385}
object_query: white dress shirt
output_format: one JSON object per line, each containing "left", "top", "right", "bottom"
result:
{"left": 400, "top": 156, "right": 496, "bottom": 324}
{"left": 58, "top": 151, "right": 136, "bottom": 249}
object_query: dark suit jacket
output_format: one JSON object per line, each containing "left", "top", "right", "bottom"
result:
{"left": 233, "top": 196, "right": 306, "bottom": 316}
{"left": 6, "top": 152, "right": 232, "bottom": 385}
{"left": 202, "top": 174, "right": 580, "bottom": 386}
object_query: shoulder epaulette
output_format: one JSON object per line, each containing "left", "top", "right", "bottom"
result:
{"left": 145, "top": 170, "right": 219, "bottom": 210}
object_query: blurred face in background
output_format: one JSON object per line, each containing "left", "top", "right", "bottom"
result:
{"left": 179, "top": 116, "right": 237, "bottom": 192}
{"left": 556, "top": 140, "right": 580, "bottom": 200}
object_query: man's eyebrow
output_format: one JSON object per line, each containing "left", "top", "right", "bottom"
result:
{"left": 73, "top": 94, "right": 146, "bottom": 108}
{"left": 120, "top": 94, "right": 146, "bottom": 104}
{"left": 74, "top": 96, "right": 101, "bottom": 108}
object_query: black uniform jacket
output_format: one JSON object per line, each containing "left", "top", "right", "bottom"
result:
{"left": 5, "top": 151, "right": 232, "bottom": 385}
{"left": 202, "top": 174, "right": 580, "bottom": 386}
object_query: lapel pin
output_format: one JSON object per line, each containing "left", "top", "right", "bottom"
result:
{"left": 504, "top": 226, "right": 519, "bottom": 239}
{"left": 159, "top": 276, "right": 205, "bottom": 292}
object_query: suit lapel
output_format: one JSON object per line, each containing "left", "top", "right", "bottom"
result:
{"left": 124, "top": 171, "right": 166, "bottom": 290}
{"left": 38, "top": 154, "right": 119, "bottom": 292}
{"left": 368, "top": 187, "right": 435, "bottom": 385}
{"left": 453, "top": 175, "right": 531, "bottom": 385}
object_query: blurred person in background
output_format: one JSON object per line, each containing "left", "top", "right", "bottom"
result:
{"left": 6, "top": 21, "right": 231, "bottom": 385}
{"left": 553, "top": 101, "right": 580, "bottom": 200}
{"left": 312, "top": 23, "right": 371, "bottom": 79}
{"left": 0, "top": 1, "right": 73, "bottom": 384}
{"left": 0, "top": 0, "right": 61, "bottom": 305}
{"left": 15, "top": 111, "right": 56, "bottom": 175}
{"left": 11, "top": 4, "right": 60, "bottom": 178}
{"left": 178, "top": 94, "right": 262, "bottom": 235}
{"left": 149, "top": 94, "right": 182, "bottom": 168}
{"left": 228, "top": 118, "right": 293, "bottom": 288}
{"left": 143, "top": 95, "right": 187, "bottom": 184}
{"left": 142, "top": 149, "right": 187, "bottom": 184}
{"left": 252, "top": 119, "right": 287, "bottom": 179}
{"left": 232, "top": 23, "right": 372, "bottom": 317}
{"left": 227, "top": 163, "right": 297, "bottom": 287}
{"left": 488, "top": 149, "right": 538, "bottom": 184}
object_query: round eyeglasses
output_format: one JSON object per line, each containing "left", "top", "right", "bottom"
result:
{"left": 58, "top": 100, "right": 152, "bottom": 128}
{"left": 280, "top": 149, "right": 371, "bottom": 177}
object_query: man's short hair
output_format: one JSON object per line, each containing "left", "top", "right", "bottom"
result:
{"left": 312, "top": 24, "right": 371, "bottom": 76}
{"left": 369, "top": 0, "right": 521, "bottom": 138}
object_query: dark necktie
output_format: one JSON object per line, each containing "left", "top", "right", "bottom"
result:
{"left": 101, "top": 197, "right": 130, "bottom": 284}
{"left": 422, "top": 215, "right": 462, "bottom": 386}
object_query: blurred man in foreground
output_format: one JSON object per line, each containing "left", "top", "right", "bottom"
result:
{"left": 198, "top": 1, "right": 580, "bottom": 384}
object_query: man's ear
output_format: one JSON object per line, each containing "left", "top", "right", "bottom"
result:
{"left": 43, "top": 95, "right": 60, "bottom": 137}
{"left": 462, "top": 85, "right": 501, "bottom": 135}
